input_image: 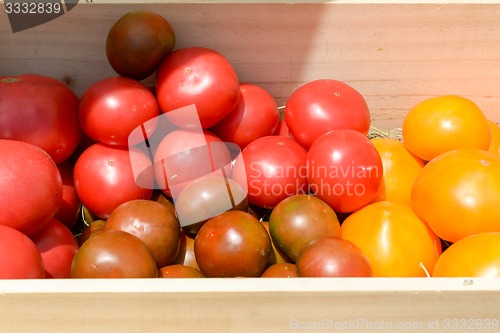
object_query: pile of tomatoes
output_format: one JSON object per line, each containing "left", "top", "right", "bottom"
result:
{"left": 1, "top": 10, "right": 500, "bottom": 279}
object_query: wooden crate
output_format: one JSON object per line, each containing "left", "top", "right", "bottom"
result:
{"left": 1, "top": 1, "right": 500, "bottom": 332}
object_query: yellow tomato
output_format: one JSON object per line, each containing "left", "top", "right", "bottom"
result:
{"left": 488, "top": 120, "right": 500, "bottom": 155}
{"left": 371, "top": 138, "right": 425, "bottom": 206}
{"left": 341, "top": 201, "right": 442, "bottom": 277}
{"left": 402, "top": 95, "right": 491, "bottom": 161}
{"left": 433, "top": 232, "right": 500, "bottom": 277}
{"left": 412, "top": 148, "right": 500, "bottom": 243}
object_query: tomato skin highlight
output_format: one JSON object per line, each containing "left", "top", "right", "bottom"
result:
{"left": 0, "top": 74, "right": 82, "bottom": 164}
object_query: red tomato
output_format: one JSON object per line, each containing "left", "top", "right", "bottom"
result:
{"left": 0, "top": 74, "right": 82, "bottom": 164}
{"left": 153, "top": 128, "right": 232, "bottom": 198}
{"left": 0, "top": 140, "right": 63, "bottom": 235}
{"left": 78, "top": 76, "right": 160, "bottom": 147}
{"left": 285, "top": 79, "right": 371, "bottom": 150}
{"left": 232, "top": 136, "right": 308, "bottom": 209}
{"left": 54, "top": 160, "right": 81, "bottom": 230}
{"left": 74, "top": 143, "right": 154, "bottom": 219}
{"left": 30, "top": 218, "right": 79, "bottom": 278}
{"left": 0, "top": 225, "right": 45, "bottom": 279}
{"left": 307, "top": 129, "right": 383, "bottom": 213}
{"left": 210, "top": 83, "right": 280, "bottom": 149}
{"left": 156, "top": 46, "right": 240, "bottom": 129}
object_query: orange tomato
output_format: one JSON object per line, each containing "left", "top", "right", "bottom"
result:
{"left": 341, "top": 201, "right": 442, "bottom": 277}
{"left": 402, "top": 95, "right": 491, "bottom": 161}
{"left": 412, "top": 148, "right": 500, "bottom": 243}
{"left": 371, "top": 138, "right": 425, "bottom": 206}
{"left": 432, "top": 232, "right": 500, "bottom": 277}
{"left": 488, "top": 120, "right": 500, "bottom": 155}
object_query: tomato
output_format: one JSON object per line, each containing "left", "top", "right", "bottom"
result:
{"left": 432, "top": 232, "right": 500, "bottom": 277}
{"left": 341, "top": 201, "right": 442, "bottom": 277}
{"left": 194, "top": 210, "right": 271, "bottom": 277}
{"left": 105, "top": 199, "right": 181, "bottom": 267}
{"left": 402, "top": 95, "right": 491, "bottom": 161}
{"left": 174, "top": 176, "right": 248, "bottom": 233}
{"left": 74, "top": 143, "right": 154, "bottom": 219}
{"left": 268, "top": 194, "right": 341, "bottom": 262}
{"left": 412, "top": 148, "right": 500, "bottom": 243}
{"left": 78, "top": 76, "right": 160, "bottom": 147}
{"left": 158, "top": 264, "right": 205, "bottom": 278}
{"left": 296, "top": 236, "right": 373, "bottom": 277}
{"left": 210, "top": 83, "right": 280, "bottom": 149}
{"left": 284, "top": 79, "right": 370, "bottom": 150}
{"left": 71, "top": 230, "right": 158, "bottom": 278}
{"left": 156, "top": 46, "right": 240, "bottom": 129}
{"left": 0, "top": 74, "right": 81, "bottom": 164}
{"left": 106, "top": 10, "right": 176, "bottom": 80}
{"left": 0, "top": 225, "right": 45, "bottom": 279}
{"left": 55, "top": 160, "right": 81, "bottom": 230}
{"left": 307, "top": 129, "right": 383, "bottom": 213}
{"left": 232, "top": 136, "right": 308, "bottom": 209}
{"left": 260, "top": 263, "right": 297, "bottom": 278}
{"left": 0, "top": 140, "right": 63, "bottom": 235}
{"left": 488, "top": 120, "right": 500, "bottom": 155}
{"left": 30, "top": 218, "right": 79, "bottom": 278}
{"left": 370, "top": 138, "right": 425, "bottom": 206}
{"left": 153, "top": 128, "right": 233, "bottom": 198}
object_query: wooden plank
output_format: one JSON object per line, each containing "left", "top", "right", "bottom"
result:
{"left": 0, "top": 278, "right": 499, "bottom": 333}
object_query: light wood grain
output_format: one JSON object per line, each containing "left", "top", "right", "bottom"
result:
{"left": 0, "top": 278, "right": 499, "bottom": 333}
{"left": 2, "top": 3, "right": 500, "bottom": 130}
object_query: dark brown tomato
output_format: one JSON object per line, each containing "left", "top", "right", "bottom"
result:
{"left": 261, "top": 221, "right": 292, "bottom": 266}
{"left": 268, "top": 194, "right": 341, "bottom": 262}
{"left": 71, "top": 230, "right": 158, "bottom": 278}
{"left": 106, "top": 10, "right": 176, "bottom": 80}
{"left": 194, "top": 210, "right": 271, "bottom": 277}
{"left": 173, "top": 229, "right": 199, "bottom": 270}
{"left": 296, "top": 236, "right": 373, "bottom": 277}
{"left": 260, "top": 263, "right": 297, "bottom": 278}
{"left": 158, "top": 264, "right": 205, "bottom": 278}
{"left": 78, "top": 219, "right": 106, "bottom": 247}
{"left": 104, "top": 199, "right": 181, "bottom": 267}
